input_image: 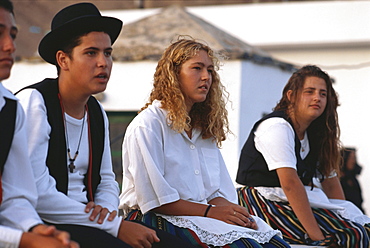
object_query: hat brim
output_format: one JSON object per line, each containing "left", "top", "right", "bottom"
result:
{"left": 39, "top": 16, "right": 122, "bottom": 65}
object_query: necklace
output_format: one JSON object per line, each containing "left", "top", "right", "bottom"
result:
{"left": 58, "top": 94, "right": 86, "bottom": 173}
{"left": 300, "top": 133, "right": 308, "bottom": 153}
{"left": 65, "top": 109, "right": 86, "bottom": 173}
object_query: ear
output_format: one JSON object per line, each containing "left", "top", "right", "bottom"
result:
{"left": 286, "top": 90, "right": 293, "bottom": 102}
{"left": 56, "top": 50, "right": 69, "bottom": 71}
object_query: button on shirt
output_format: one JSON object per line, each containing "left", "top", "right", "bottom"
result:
{"left": 119, "top": 100, "right": 237, "bottom": 215}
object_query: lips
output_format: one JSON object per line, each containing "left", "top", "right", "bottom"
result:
{"left": 95, "top": 72, "right": 108, "bottom": 79}
{"left": 0, "top": 57, "right": 13, "bottom": 65}
{"left": 198, "top": 84, "right": 208, "bottom": 90}
{"left": 310, "top": 104, "right": 320, "bottom": 109}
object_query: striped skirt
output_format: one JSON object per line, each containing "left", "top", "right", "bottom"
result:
{"left": 237, "top": 187, "right": 370, "bottom": 248}
{"left": 125, "top": 210, "right": 290, "bottom": 248}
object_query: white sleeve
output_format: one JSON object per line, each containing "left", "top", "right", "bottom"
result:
{"left": 121, "top": 112, "right": 182, "bottom": 214}
{"left": 93, "top": 105, "right": 120, "bottom": 211}
{"left": 207, "top": 150, "right": 238, "bottom": 204}
{"left": 0, "top": 101, "right": 42, "bottom": 232}
{"left": 17, "top": 89, "right": 122, "bottom": 237}
{"left": 0, "top": 226, "right": 22, "bottom": 248}
{"left": 254, "top": 118, "right": 297, "bottom": 171}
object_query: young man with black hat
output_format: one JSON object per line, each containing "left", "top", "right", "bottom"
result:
{"left": 0, "top": 0, "right": 79, "bottom": 247}
{"left": 17, "top": 2, "right": 196, "bottom": 248}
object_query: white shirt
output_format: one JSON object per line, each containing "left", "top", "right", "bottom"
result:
{"left": 0, "top": 226, "right": 22, "bottom": 248}
{"left": 17, "top": 88, "right": 122, "bottom": 237}
{"left": 254, "top": 117, "right": 309, "bottom": 171}
{"left": 120, "top": 100, "right": 281, "bottom": 246}
{"left": 252, "top": 117, "right": 370, "bottom": 225}
{"left": 0, "top": 83, "right": 43, "bottom": 247}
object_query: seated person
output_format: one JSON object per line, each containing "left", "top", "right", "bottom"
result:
{"left": 17, "top": 3, "right": 195, "bottom": 248}
{"left": 237, "top": 65, "right": 370, "bottom": 247}
{"left": 120, "top": 37, "right": 290, "bottom": 248}
{"left": 0, "top": 1, "right": 78, "bottom": 247}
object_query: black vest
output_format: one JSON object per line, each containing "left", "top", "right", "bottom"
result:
{"left": 236, "top": 111, "right": 319, "bottom": 187}
{"left": 0, "top": 97, "right": 16, "bottom": 204}
{"left": 0, "top": 97, "right": 16, "bottom": 173}
{"left": 17, "top": 78, "right": 104, "bottom": 201}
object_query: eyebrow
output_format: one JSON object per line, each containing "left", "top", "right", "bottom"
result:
{"left": 83, "top": 46, "right": 113, "bottom": 51}
{"left": 191, "top": 62, "right": 214, "bottom": 68}
{"left": 304, "top": 87, "right": 327, "bottom": 92}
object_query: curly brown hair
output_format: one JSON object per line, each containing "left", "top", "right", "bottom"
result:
{"left": 141, "top": 37, "right": 231, "bottom": 147}
{"left": 274, "top": 65, "right": 341, "bottom": 176}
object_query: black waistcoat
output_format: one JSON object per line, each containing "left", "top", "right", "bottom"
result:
{"left": 0, "top": 97, "right": 16, "bottom": 174}
{"left": 236, "top": 111, "right": 318, "bottom": 187}
{"left": 0, "top": 97, "right": 16, "bottom": 205}
{"left": 17, "top": 78, "right": 104, "bottom": 201}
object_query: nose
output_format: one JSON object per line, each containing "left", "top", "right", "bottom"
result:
{"left": 313, "top": 91, "right": 321, "bottom": 102}
{"left": 2, "top": 34, "right": 16, "bottom": 54}
{"left": 201, "top": 68, "right": 210, "bottom": 82}
{"left": 97, "top": 53, "right": 109, "bottom": 68}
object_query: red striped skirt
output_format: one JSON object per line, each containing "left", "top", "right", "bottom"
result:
{"left": 237, "top": 186, "right": 370, "bottom": 248}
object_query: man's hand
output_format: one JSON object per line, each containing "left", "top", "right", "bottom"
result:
{"left": 118, "top": 220, "right": 160, "bottom": 248}
{"left": 85, "top": 201, "right": 117, "bottom": 224}
{"left": 22, "top": 224, "right": 79, "bottom": 248}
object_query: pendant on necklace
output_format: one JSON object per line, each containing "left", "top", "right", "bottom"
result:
{"left": 69, "top": 160, "right": 76, "bottom": 173}
{"left": 301, "top": 147, "right": 305, "bottom": 152}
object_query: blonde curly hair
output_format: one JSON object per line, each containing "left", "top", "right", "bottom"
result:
{"left": 141, "top": 37, "right": 231, "bottom": 147}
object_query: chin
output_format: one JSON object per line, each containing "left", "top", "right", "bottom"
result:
{"left": 0, "top": 71, "right": 11, "bottom": 81}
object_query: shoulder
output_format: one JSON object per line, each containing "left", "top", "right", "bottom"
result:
{"left": 256, "top": 117, "right": 293, "bottom": 135}
{"left": 134, "top": 100, "right": 167, "bottom": 125}
{"left": 17, "top": 88, "right": 45, "bottom": 107}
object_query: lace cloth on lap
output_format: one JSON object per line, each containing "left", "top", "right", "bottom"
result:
{"left": 158, "top": 214, "right": 282, "bottom": 246}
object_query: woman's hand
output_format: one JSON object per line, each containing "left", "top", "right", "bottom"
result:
{"left": 85, "top": 201, "right": 117, "bottom": 224}
{"left": 118, "top": 220, "right": 160, "bottom": 248}
{"left": 207, "top": 201, "right": 258, "bottom": 230}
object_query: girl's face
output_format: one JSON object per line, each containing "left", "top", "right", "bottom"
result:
{"left": 178, "top": 50, "right": 214, "bottom": 112}
{"left": 289, "top": 76, "right": 327, "bottom": 124}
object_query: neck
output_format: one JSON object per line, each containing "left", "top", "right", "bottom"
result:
{"left": 289, "top": 114, "right": 310, "bottom": 140}
{"left": 59, "top": 88, "right": 88, "bottom": 119}
{"left": 58, "top": 75, "right": 90, "bottom": 118}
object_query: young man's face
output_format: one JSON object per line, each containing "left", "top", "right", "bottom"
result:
{"left": 61, "top": 31, "right": 112, "bottom": 97}
{"left": 0, "top": 7, "right": 16, "bottom": 81}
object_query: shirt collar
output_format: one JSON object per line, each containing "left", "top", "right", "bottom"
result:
{"left": 0, "top": 83, "right": 17, "bottom": 111}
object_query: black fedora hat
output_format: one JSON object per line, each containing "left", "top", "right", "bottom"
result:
{"left": 39, "top": 2, "right": 123, "bottom": 65}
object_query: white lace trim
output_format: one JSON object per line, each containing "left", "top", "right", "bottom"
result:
{"left": 158, "top": 214, "right": 282, "bottom": 246}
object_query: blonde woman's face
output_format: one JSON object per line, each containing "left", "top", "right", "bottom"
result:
{"left": 178, "top": 50, "right": 213, "bottom": 112}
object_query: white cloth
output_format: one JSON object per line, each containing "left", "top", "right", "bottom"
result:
{"left": 17, "top": 88, "right": 122, "bottom": 237}
{"left": 254, "top": 117, "right": 370, "bottom": 225}
{"left": 0, "top": 84, "right": 42, "bottom": 231}
{"left": 120, "top": 100, "right": 281, "bottom": 246}
{"left": 0, "top": 83, "right": 43, "bottom": 247}
{"left": 0, "top": 226, "right": 22, "bottom": 248}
